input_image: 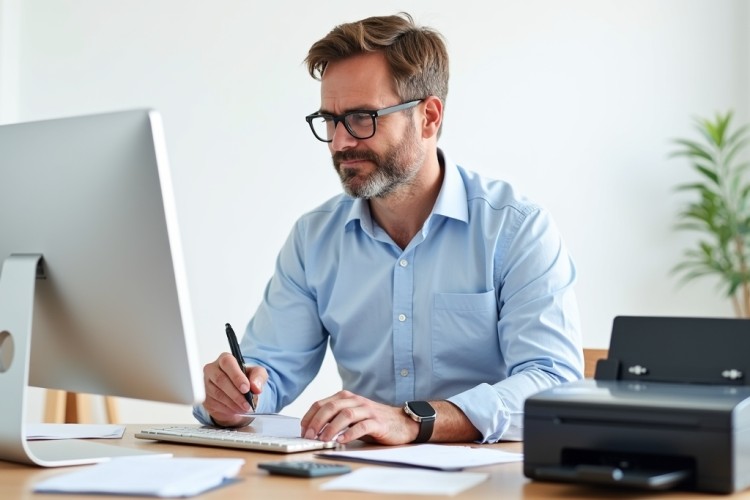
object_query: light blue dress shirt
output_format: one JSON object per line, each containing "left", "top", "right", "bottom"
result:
{"left": 195, "top": 149, "right": 583, "bottom": 442}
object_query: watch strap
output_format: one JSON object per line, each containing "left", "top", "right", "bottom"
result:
{"left": 405, "top": 401, "right": 436, "bottom": 443}
{"left": 414, "top": 414, "right": 434, "bottom": 443}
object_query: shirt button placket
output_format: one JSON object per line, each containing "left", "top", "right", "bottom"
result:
{"left": 393, "top": 251, "right": 415, "bottom": 403}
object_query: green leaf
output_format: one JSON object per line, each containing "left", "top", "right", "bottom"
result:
{"left": 724, "top": 137, "right": 750, "bottom": 166}
{"left": 671, "top": 139, "right": 714, "bottom": 163}
{"left": 668, "top": 110, "right": 750, "bottom": 308}
{"left": 694, "top": 165, "right": 720, "bottom": 185}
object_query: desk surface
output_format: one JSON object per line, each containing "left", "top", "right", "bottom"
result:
{"left": 1, "top": 424, "right": 748, "bottom": 499}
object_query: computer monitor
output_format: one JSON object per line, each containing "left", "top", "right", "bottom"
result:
{"left": 0, "top": 109, "right": 205, "bottom": 466}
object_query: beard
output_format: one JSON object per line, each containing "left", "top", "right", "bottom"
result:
{"left": 332, "top": 128, "right": 425, "bottom": 199}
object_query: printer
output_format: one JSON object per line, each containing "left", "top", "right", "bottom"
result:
{"left": 523, "top": 315, "right": 750, "bottom": 494}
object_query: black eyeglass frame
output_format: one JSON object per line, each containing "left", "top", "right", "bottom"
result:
{"left": 305, "top": 99, "right": 423, "bottom": 143}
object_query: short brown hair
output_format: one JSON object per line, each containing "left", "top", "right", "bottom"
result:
{"left": 305, "top": 12, "right": 449, "bottom": 105}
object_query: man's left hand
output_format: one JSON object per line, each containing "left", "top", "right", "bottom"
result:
{"left": 300, "top": 390, "right": 418, "bottom": 445}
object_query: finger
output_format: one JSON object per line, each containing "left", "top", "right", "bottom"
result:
{"left": 299, "top": 394, "right": 335, "bottom": 431}
{"left": 207, "top": 356, "right": 251, "bottom": 412}
{"left": 316, "top": 405, "right": 367, "bottom": 442}
{"left": 246, "top": 365, "right": 268, "bottom": 396}
{"left": 335, "top": 418, "right": 378, "bottom": 444}
{"left": 204, "top": 372, "right": 249, "bottom": 415}
{"left": 217, "top": 352, "right": 250, "bottom": 393}
{"left": 208, "top": 404, "right": 253, "bottom": 428}
{"left": 302, "top": 392, "right": 360, "bottom": 439}
{"left": 300, "top": 390, "right": 355, "bottom": 430}
{"left": 203, "top": 380, "right": 252, "bottom": 427}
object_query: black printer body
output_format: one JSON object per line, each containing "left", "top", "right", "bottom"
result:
{"left": 523, "top": 316, "right": 750, "bottom": 494}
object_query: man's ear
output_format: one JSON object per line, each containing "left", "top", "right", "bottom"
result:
{"left": 421, "top": 96, "right": 443, "bottom": 139}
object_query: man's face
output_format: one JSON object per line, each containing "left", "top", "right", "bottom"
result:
{"left": 319, "top": 52, "right": 425, "bottom": 199}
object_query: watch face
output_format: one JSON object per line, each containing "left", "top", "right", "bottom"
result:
{"left": 407, "top": 401, "right": 436, "bottom": 418}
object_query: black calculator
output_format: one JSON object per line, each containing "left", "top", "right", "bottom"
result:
{"left": 258, "top": 460, "right": 352, "bottom": 478}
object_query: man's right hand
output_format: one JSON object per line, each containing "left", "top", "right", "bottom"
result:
{"left": 202, "top": 352, "right": 268, "bottom": 427}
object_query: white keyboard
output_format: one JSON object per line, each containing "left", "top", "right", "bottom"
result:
{"left": 135, "top": 425, "right": 338, "bottom": 453}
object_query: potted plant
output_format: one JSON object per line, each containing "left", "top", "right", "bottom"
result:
{"left": 670, "top": 111, "right": 750, "bottom": 317}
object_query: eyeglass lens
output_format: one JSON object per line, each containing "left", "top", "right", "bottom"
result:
{"left": 309, "top": 112, "right": 375, "bottom": 142}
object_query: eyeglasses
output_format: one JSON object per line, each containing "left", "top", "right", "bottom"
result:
{"left": 305, "top": 99, "right": 423, "bottom": 143}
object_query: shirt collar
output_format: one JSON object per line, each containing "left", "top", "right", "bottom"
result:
{"left": 345, "top": 148, "right": 469, "bottom": 232}
{"left": 432, "top": 149, "right": 469, "bottom": 224}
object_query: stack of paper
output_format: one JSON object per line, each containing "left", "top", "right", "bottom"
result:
{"left": 316, "top": 444, "right": 521, "bottom": 495}
{"left": 318, "top": 443, "right": 523, "bottom": 471}
{"left": 321, "top": 467, "right": 489, "bottom": 495}
{"left": 26, "top": 423, "right": 125, "bottom": 440}
{"left": 34, "top": 457, "right": 245, "bottom": 497}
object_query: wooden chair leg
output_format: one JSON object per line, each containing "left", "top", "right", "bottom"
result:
{"left": 104, "top": 397, "right": 119, "bottom": 424}
{"left": 43, "top": 389, "right": 67, "bottom": 423}
{"left": 43, "top": 390, "right": 119, "bottom": 424}
{"left": 66, "top": 392, "right": 92, "bottom": 424}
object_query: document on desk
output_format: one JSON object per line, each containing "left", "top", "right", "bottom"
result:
{"left": 241, "top": 412, "right": 300, "bottom": 422}
{"left": 321, "top": 467, "right": 488, "bottom": 495}
{"left": 25, "top": 423, "right": 125, "bottom": 440}
{"left": 318, "top": 444, "right": 523, "bottom": 471}
{"left": 33, "top": 457, "right": 245, "bottom": 498}
{"left": 243, "top": 413, "right": 305, "bottom": 436}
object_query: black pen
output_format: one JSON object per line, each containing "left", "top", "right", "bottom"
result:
{"left": 224, "top": 323, "right": 256, "bottom": 411}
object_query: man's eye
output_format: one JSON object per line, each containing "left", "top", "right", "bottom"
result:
{"left": 348, "top": 113, "right": 371, "bottom": 126}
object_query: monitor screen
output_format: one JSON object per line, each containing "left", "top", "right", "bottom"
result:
{"left": 0, "top": 109, "right": 205, "bottom": 465}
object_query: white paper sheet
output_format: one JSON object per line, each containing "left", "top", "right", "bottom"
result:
{"left": 25, "top": 423, "right": 125, "bottom": 440}
{"left": 244, "top": 414, "right": 305, "bottom": 437}
{"left": 318, "top": 444, "right": 523, "bottom": 471}
{"left": 33, "top": 457, "right": 245, "bottom": 497}
{"left": 320, "top": 467, "right": 488, "bottom": 495}
{"left": 239, "top": 412, "right": 298, "bottom": 419}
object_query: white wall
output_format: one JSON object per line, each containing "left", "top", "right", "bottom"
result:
{"left": 0, "top": 0, "right": 19, "bottom": 122}
{"left": 3, "top": 0, "right": 749, "bottom": 423}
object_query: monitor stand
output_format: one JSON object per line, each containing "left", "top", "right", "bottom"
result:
{"left": 0, "top": 254, "right": 162, "bottom": 466}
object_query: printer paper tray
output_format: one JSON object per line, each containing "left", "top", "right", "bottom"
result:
{"left": 533, "top": 464, "right": 692, "bottom": 490}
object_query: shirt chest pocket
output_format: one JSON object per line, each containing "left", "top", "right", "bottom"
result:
{"left": 432, "top": 290, "right": 500, "bottom": 375}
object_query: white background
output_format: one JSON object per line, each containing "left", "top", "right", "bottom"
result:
{"left": 1, "top": 0, "right": 748, "bottom": 423}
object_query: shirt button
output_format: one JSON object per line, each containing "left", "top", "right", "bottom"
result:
{"left": 400, "top": 369, "right": 409, "bottom": 377}
{"left": 399, "top": 259, "right": 408, "bottom": 267}
{"left": 398, "top": 314, "right": 407, "bottom": 322}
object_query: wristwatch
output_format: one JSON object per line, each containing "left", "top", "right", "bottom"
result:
{"left": 404, "top": 401, "right": 436, "bottom": 443}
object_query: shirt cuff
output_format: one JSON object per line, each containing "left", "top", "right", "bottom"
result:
{"left": 192, "top": 404, "right": 216, "bottom": 426}
{"left": 447, "top": 383, "right": 515, "bottom": 443}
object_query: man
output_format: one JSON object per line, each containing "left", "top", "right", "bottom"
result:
{"left": 195, "top": 12, "right": 582, "bottom": 445}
